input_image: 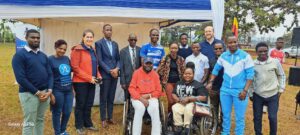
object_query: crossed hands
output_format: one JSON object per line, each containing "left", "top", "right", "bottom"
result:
{"left": 110, "top": 68, "right": 119, "bottom": 78}
{"left": 36, "top": 91, "right": 52, "bottom": 102}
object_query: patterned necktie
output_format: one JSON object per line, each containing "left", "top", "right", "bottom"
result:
{"left": 132, "top": 48, "right": 136, "bottom": 69}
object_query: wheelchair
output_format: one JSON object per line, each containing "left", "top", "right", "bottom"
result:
{"left": 122, "top": 98, "right": 166, "bottom": 135}
{"left": 165, "top": 101, "right": 218, "bottom": 135}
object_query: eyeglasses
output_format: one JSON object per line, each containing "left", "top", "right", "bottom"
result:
{"left": 129, "top": 39, "right": 137, "bottom": 42}
{"left": 214, "top": 48, "right": 223, "bottom": 50}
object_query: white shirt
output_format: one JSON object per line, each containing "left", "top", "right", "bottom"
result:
{"left": 24, "top": 45, "right": 40, "bottom": 54}
{"left": 128, "top": 45, "right": 136, "bottom": 66}
{"left": 185, "top": 53, "right": 209, "bottom": 81}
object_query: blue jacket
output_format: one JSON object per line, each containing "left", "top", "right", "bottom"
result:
{"left": 212, "top": 49, "right": 254, "bottom": 96}
{"left": 95, "top": 38, "right": 120, "bottom": 79}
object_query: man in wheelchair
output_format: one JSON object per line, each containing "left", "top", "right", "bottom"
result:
{"left": 171, "top": 66, "right": 208, "bottom": 135}
{"left": 128, "top": 57, "right": 162, "bottom": 135}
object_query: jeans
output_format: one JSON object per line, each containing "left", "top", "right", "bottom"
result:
{"left": 253, "top": 93, "right": 279, "bottom": 135}
{"left": 220, "top": 92, "right": 248, "bottom": 135}
{"left": 19, "top": 91, "right": 50, "bottom": 135}
{"left": 99, "top": 78, "right": 118, "bottom": 121}
{"left": 51, "top": 90, "right": 73, "bottom": 135}
{"left": 73, "top": 83, "right": 95, "bottom": 129}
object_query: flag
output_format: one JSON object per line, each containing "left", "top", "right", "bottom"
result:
{"left": 232, "top": 17, "right": 238, "bottom": 38}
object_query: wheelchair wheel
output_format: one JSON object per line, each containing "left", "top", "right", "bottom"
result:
{"left": 200, "top": 116, "right": 214, "bottom": 135}
{"left": 123, "top": 100, "right": 133, "bottom": 135}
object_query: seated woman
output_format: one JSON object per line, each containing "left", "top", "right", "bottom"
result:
{"left": 172, "top": 62, "right": 208, "bottom": 135}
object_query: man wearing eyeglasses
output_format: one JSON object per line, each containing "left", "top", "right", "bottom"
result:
{"left": 140, "top": 28, "right": 165, "bottom": 70}
{"left": 120, "top": 33, "right": 141, "bottom": 100}
{"left": 208, "top": 42, "right": 225, "bottom": 132}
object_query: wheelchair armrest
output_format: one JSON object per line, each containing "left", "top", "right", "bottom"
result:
{"left": 195, "top": 102, "right": 210, "bottom": 107}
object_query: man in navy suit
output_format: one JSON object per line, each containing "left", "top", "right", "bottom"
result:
{"left": 95, "top": 24, "right": 120, "bottom": 128}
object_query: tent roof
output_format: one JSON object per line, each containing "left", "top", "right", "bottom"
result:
{"left": 0, "top": 0, "right": 212, "bottom": 21}
{"left": 0, "top": 0, "right": 224, "bottom": 38}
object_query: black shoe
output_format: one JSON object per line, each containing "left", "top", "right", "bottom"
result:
{"left": 85, "top": 126, "right": 99, "bottom": 131}
{"left": 174, "top": 126, "right": 183, "bottom": 135}
{"left": 76, "top": 128, "right": 85, "bottom": 135}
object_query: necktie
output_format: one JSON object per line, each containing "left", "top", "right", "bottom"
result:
{"left": 132, "top": 48, "right": 136, "bottom": 69}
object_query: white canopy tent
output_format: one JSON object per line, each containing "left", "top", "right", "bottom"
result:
{"left": 1, "top": 0, "right": 225, "bottom": 104}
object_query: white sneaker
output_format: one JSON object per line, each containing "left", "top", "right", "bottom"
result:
{"left": 263, "top": 106, "right": 268, "bottom": 113}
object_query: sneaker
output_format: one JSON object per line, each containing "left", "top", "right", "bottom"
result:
{"left": 263, "top": 106, "right": 268, "bottom": 114}
{"left": 76, "top": 128, "right": 85, "bottom": 135}
{"left": 60, "top": 131, "right": 70, "bottom": 135}
{"left": 85, "top": 126, "right": 99, "bottom": 131}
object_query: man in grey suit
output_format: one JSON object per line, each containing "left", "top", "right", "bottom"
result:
{"left": 95, "top": 24, "right": 120, "bottom": 128}
{"left": 120, "top": 34, "right": 141, "bottom": 100}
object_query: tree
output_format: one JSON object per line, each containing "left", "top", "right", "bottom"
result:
{"left": 224, "top": 0, "right": 300, "bottom": 40}
{"left": 0, "top": 19, "right": 16, "bottom": 44}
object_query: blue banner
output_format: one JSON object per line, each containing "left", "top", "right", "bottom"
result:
{"left": 15, "top": 36, "right": 27, "bottom": 52}
{"left": 0, "top": 0, "right": 211, "bottom": 10}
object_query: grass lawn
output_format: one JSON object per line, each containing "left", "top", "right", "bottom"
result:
{"left": 0, "top": 44, "right": 299, "bottom": 135}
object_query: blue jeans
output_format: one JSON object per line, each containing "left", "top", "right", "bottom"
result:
{"left": 220, "top": 92, "right": 248, "bottom": 135}
{"left": 51, "top": 90, "right": 73, "bottom": 135}
{"left": 253, "top": 93, "right": 279, "bottom": 135}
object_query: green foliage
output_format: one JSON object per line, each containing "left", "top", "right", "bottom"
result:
{"left": 224, "top": 0, "right": 300, "bottom": 40}
{"left": 0, "top": 19, "right": 16, "bottom": 43}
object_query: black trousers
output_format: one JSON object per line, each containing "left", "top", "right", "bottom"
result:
{"left": 73, "top": 83, "right": 95, "bottom": 129}
{"left": 209, "top": 90, "right": 223, "bottom": 129}
{"left": 99, "top": 78, "right": 118, "bottom": 121}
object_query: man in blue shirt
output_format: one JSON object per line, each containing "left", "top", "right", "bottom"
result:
{"left": 200, "top": 26, "right": 226, "bottom": 61}
{"left": 140, "top": 28, "right": 165, "bottom": 70}
{"left": 12, "top": 29, "right": 53, "bottom": 135}
{"left": 178, "top": 33, "right": 192, "bottom": 59}
{"left": 206, "top": 36, "right": 254, "bottom": 135}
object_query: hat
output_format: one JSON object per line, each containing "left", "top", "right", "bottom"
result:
{"left": 143, "top": 57, "right": 153, "bottom": 64}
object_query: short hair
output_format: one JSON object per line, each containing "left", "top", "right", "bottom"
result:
{"left": 191, "top": 42, "right": 199, "bottom": 46}
{"left": 169, "top": 42, "right": 179, "bottom": 48}
{"left": 255, "top": 42, "right": 269, "bottom": 52}
{"left": 54, "top": 39, "right": 67, "bottom": 48}
{"left": 185, "top": 62, "right": 195, "bottom": 73}
{"left": 276, "top": 37, "right": 284, "bottom": 41}
{"left": 149, "top": 28, "right": 159, "bottom": 35}
{"left": 25, "top": 29, "right": 39, "bottom": 38}
{"left": 214, "top": 41, "right": 223, "bottom": 46}
{"left": 103, "top": 24, "right": 112, "bottom": 30}
{"left": 180, "top": 33, "right": 188, "bottom": 39}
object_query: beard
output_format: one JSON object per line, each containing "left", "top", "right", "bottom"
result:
{"left": 29, "top": 43, "right": 40, "bottom": 49}
{"left": 143, "top": 66, "right": 153, "bottom": 73}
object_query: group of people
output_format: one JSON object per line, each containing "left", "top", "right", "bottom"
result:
{"left": 12, "top": 24, "right": 286, "bottom": 135}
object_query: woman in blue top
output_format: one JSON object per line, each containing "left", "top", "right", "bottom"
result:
{"left": 49, "top": 39, "right": 73, "bottom": 135}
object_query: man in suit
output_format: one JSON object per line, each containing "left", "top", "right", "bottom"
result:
{"left": 120, "top": 33, "right": 141, "bottom": 100}
{"left": 95, "top": 24, "right": 120, "bottom": 128}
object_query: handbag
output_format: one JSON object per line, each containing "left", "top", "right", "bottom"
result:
{"left": 193, "top": 102, "right": 211, "bottom": 117}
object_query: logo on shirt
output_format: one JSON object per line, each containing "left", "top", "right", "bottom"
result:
{"left": 59, "top": 64, "right": 71, "bottom": 76}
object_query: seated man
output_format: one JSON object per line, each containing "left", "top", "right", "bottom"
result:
{"left": 172, "top": 63, "right": 208, "bottom": 135}
{"left": 128, "top": 57, "right": 162, "bottom": 135}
